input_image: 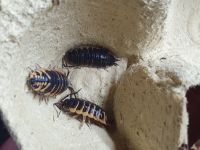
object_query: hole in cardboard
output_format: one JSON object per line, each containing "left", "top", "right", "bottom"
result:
{"left": 186, "top": 85, "right": 200, "bottom": 147}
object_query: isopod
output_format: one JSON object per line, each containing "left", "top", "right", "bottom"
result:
{"left": 54, "top": 92, "right": 109, "bottom": 127}
{"left": 27, "top": 67, "right": 74, "bottom": 99}
{"left": 62, "top": 45, "right": 119, "bottom": 68}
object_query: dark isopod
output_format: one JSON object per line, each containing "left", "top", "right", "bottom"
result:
{"left": 62, "top": 45, "right": 119, "bottom": 68}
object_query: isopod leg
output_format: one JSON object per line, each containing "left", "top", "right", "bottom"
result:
{"left": 48, "top": 64, "right": 52, "bottom": 69}
{"left": 65, "top": 89, "right": 81, "bottom": 98}
{"left": 68, "top": 86, "right": 74, "bottom": 91}
{"left": 68, "top": 86, "right": 77, "bottom": 97}
{"left": 72, "top": 114, "right": 79, "bottom": 119}
{"left": 79, "top": 115, "right": 86, "bottom": 129}
{"left": 114, "top": 62, "right": 119, "bottom": 66}
{"left": 86, "top": 118, "right": 91, "bottom": 128}
{"left": 26, "top": 66, "right": 34, "bottom": 72}
{"left": 71, "top": 66, "right": 81, "bottom": 69}
{"left": 62, "top": 63, "right": 79, "bottom": 68}
{"left": 35, "top": 63, "right": 41, "bottom": 69}
{"left": 48, "top": 64, "right": 57, "bottom": 70}
{"left": 44, "top": 97, "right": 49, "bottom": 104}
{"left": 103, "top": 67, "right": 109, "bottom": 72}
{"left": 66, "top": 68, "right": 70, "bottom": 78}
{"left": 38, "top": 96, "right": 43, "bottom": 104}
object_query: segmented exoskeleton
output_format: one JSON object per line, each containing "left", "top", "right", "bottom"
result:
{"left": 62, "top": 45, "right": 119, "bottom": 68}
{"left": 54, "top": 92, "right": 109, "bottom": 127}
{"left": 27, "top": 67, "right": 74, "bottom": 100}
